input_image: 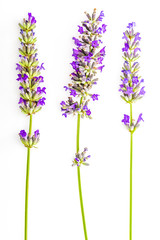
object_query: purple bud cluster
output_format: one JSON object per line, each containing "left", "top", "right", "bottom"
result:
{"left": 61, "top": 9, "right": 106, "bottom": 119}
{"left": 19, "top": 129, "right": 40, "bottom": 148}
{"left": 122, "top": 113, "right": 144, "bottom": 132}
{"left": 119, "top": 22, "right": 145, "bottom": 102}
{"left": 17, "top": 13, "right": 46, "bottom": 115}
{"left": 17, "top": 13, "right": 46, "bottom": 146}
{"left": 72, "top": 148, "right": 91, "bottom": 167}
{"left": 120, "top": 22, "right": 145, "bottom": 130}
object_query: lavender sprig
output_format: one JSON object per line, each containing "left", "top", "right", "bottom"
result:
{"left": 61, "top": 9, "right": 106, "bottom": 239}
{"left": 17, "top": 13, "right": 46, "bottom": 240}
{"left": 119, "top": 22, "right": 145, "bottom": 240}
{"left": 72, "top": 147, "right": 91, "bottom": 167}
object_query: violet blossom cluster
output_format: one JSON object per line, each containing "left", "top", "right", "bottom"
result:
{"left": 119, "top": 22, "right": 145, "bottom": 132}
{"left": 60, "top": 9, "right": 106, "bottom": 119}
{"left": 19, "top": 129, "right": 40, "bottom": 148}
{"left": 17, "top": 13, "right": 46, "bottom": 147}
{"left": 72, "top": 148, "right": 91, "bottom": 167}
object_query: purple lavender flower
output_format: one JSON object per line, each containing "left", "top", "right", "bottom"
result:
{"left": 19, "top": 130, "right": 27, "bottom": 138}
{"left": 60, "top": 101, "right": 65, "bottom": 106}
{"left": 83, "top": 105, "right": 88, "bottom": 111}
{"left": 122, "top": 43, "right": 129, "bottom": 52}
{"left": 127, "top": 22, "right": 136, "bottom": 29}
{"left": 34, "top": 130, "right": 40, "bottom": 138}
{"left": 86, "top": 109, "right": 91, "bottom": 116}
{"left": 70, "top": 89, "right": 77, "bottom": 97}
{"left": 92, "top": 40, "right": 99, "bottom": 47}
{"left": 97, "top": 65, "right": 105, "bottom": 72}
{"left": 139, "top": 86, "right": 145, "bottom": 96}
{"left": 72, "top": 37, "right": 82, "bottom": 47}
{"left": 100, "top": 47, "right": 106, "bottom": 56}
{"left": 16, "top": 64, "right": 22, "bottom": 71}
{"left": 122, "top": 114, "right": 130, "bottom": 125}
{"left": 97, "top": 57, "right": 104, "bottom": 64}
{"left": 72, "top": 49, "right": 79, "bottom": 60}
{"left": 78, "top": 25, "right": 84, "bottom": 34}
{"left": 84, "top": 55, "right": 92, "bottom": 63}
{"left": 37, "top": 97, "right": 46, "bottom": 106}
{"left": 18, "top": 97, "right": 26, "bottom": 104}
{"left": 61, "top": 9, "right": 106, "bottom": 119}
{"left": 28, "top": 13, "right": 36, "bottom": 24}
{"left": 62, "top": 113, "right": 67, "bottom": 118}
{"left": 37, "top": 87, "right": 46, "bottom": 94}
{"left": 97, "top": 27, "right": 102, "bottom": 34}
{"left": 132, "top": 76, "right": 139, "bottom": 84}
{"left": 137, "top": 113, "right": 144, "bottom": 124}
{"left": 126, "top": 86, "right": 134, "bottom": 96}
{"left": 97, "top": 11, "right": 104, "bottom": 22}
{"left": 102, "top": 24, "right": 107, "bottom": 33}
{"left": 91, "top": 94, "right": 99, "bottom": 101}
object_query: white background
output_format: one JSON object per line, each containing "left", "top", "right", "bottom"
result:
{"left": 0, "top": 0, "right": 160, "bottom": 239}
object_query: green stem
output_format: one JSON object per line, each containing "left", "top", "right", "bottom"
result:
{"left": 77, "top": 113, "right": 88, "bottom": 240}
{"left": 25, "top": 114, "right": 32, "bottom": 240}
{"left": 129, "top": 104, "right": 133, "bottom": 240}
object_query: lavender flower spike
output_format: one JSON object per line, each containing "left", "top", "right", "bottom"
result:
{"left": 17, "top": 13, "right": 46, "bottom": 240}
{"left": 119, "top": 22, "right": 145, "bottom": 240}
{"left": 60, "top": 9, "right": 107, "bottom": 239}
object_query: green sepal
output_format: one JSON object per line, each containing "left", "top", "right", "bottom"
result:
{"left": 19, "top": 49, "right": 26, "bottom": 56}
{"left": 32, "top": 95, "right": 41, "bottom": 101}
{"left": 32, "top": 37, "right": 37, "bottom": 44}
{"left": 82, "top": 163, "right": 89, "bottom": 166}
{"left": 19, "top": 23, "right": 24, "bottom": 30}
{"left": 32, "top": 61, "right": 39, "bottom": 67}
{"left": 20, "top": 137, "right": 28, "bottom": 146}
{"left": 19, "top": 106, "right": 28, "bottom": 115}
{"left": 31, "top": 82, "right": 39, "bottom": 90}
{"left": 122, "top": 56, "right": 128, "bottom": 61}
{"left": 26, "top": 22, "right": 31, "bottom": 29}
{"left": 19, "top": 62, "right": 25, "bottom": 67}
{"left": 20, "top": 93, "right": 29, "bottom": 100}
{"left": 29, "top": 24, "right": 36, "bottom": 30}
{"left": 23, "top": 22, "right": 27, "bottom": 29}
{"left": 19, "top": 37, "right": 23, "bottom": 42}
{"left": 120, "top": 95, "right": 129, "bottom": 103}
{"left": 33, "top": 107, "right": 42, "bottom": 114}
{"left": 32, "top": 71, "right": 40, "bottom": 78}
{"left": 30, "top": 49, "right": 38, "bottom": 55}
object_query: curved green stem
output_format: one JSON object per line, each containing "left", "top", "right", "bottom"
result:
{"left": 25, "top": 114, "right": 32, "bottom": 240}
{"left": 129, "top": 104, "right": 133, "bottom": 240}
{"left": 77, "top": 113, "right": 88, "bottom": 240}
